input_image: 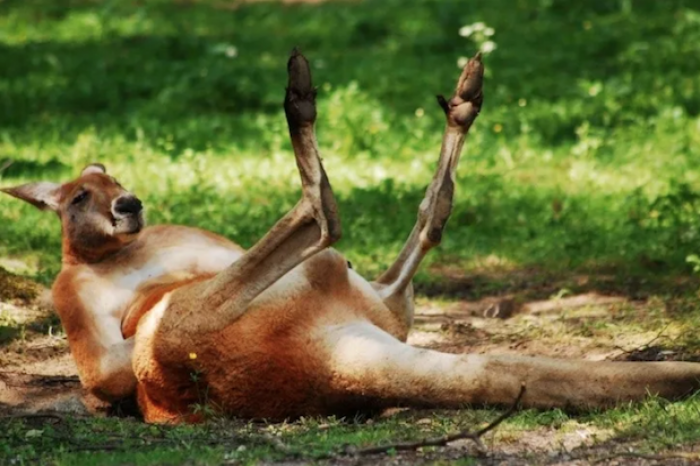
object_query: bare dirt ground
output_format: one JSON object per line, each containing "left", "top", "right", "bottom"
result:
{"left": 2, "top": 265, "right": 699, "bottom": 464}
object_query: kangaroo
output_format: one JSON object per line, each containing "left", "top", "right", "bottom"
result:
{"left": 3, "top": 51, "right": 700, "bottom": 424}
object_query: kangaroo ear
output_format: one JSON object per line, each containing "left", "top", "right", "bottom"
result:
{"left": 1, "top": 182, "right": 62, "bottom": 211}
{"left": 81, "top": 163, "right": 106, "bottom": 177}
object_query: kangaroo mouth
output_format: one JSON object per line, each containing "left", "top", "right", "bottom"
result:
{"left": 112, "top": 213, "right": 145, "bottom": 236}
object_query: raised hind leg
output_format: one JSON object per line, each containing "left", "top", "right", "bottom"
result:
{"left": 158, "top": 50, "right": 341, "bottom": 337}
{"left": 373, "top": 54, "right": 484, "bottom": 333}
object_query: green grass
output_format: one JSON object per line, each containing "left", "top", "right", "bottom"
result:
{"left": 2, "top": 0, "right": 700, "bottom": 282}
{"left": 3, "top": 0, "right": 700, "bottom": 464}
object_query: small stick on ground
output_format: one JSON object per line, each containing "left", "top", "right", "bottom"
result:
{"left": 334, "top": 384, "right": 526, "bottom": 459}
{"left": 611, "top": 324, "right": 671, "bottom": 358}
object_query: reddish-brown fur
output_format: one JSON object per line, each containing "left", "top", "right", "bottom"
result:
{"left": 128, "top": 249, "right": 402, "bottom": 423}
{"left": 58, "top": 174, "right": 137, "bottom": 264}
{"left": 121, "top": 275, "right": 215, "bottom": 339}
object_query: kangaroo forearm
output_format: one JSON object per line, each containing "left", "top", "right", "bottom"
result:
{"left": 80, "top": 338, "right": 137, "bottom": 402}
{"left": 87, "top": 366, "right": 137, "bottom": 402}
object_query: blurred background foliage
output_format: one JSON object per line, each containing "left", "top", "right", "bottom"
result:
{"left": 2, "top": 0, "right": 700, "bottom": 285}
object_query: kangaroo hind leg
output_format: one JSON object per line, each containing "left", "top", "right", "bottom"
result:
{"left": 159, "top": 49, "right": 341, "bottom": 337}
{"left": 373, "top": 53, "right": 484, "bottom": 332}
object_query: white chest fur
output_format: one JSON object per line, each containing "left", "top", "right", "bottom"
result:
{"left": 76, "top": 239, "right": 242, "bottom": 345}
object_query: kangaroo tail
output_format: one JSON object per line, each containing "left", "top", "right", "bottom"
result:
{"left": 322, "top": 322, "right": 700, "bottom": 410}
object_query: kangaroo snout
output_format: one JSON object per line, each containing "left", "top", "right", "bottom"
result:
{"left": 113, "top": 196, "right": 143, "bottom": 217}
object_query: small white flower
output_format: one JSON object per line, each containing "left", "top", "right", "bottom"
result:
{"left": 459, "top": 25, "right": 474, "bottom": 37}
{"left": 225, "top": 46, "right": 238, "bottom": 58}
{"left": 484, "top": 27, "right": 495, "bottom": 37}
{"left": 457, "top": 56, "right": 470, "bottom": 68}
{"left": 480, "top": 41, "right": 497, "bottom": 54}
{"left": 472, "top": 22, "right": 486, "bottom": 31}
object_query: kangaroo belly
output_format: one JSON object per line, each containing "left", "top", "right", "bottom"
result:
{"left": 132, "top": 250, "right": 403, "bottom": 422}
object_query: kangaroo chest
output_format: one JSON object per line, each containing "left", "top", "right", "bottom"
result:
{"left": 70, "top": 242, "right": 243, "bottom": 342}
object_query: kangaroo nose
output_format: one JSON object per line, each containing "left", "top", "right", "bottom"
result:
{"left": 114, "top": 196, "right": 143, "bottom": 216}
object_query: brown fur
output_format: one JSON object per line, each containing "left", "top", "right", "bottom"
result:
{"left": 58, "top": 173, "right": 140, "bottom": 264}
{"left": 132, "top": 249, "right": 405, "bottom": 422}
{"left": 121, "top": 274, "right": 216, "bottom": 339}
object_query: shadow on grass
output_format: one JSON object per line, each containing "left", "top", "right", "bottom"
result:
{"left": 416, "top": 265, "right": 700, "bottom": 302}
{"left": 337, "top": 177, "right": 700, "bottom": 282}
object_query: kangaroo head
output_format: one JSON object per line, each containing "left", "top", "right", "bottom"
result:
{"left": 1, "top": 163, "right": 144, "bottom": 263}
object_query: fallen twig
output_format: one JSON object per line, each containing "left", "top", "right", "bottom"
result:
{"left": 611, "top": 324, "right": 671, "bottom": 358}
{"left": 332, "top": 384, "right": 526, "bottom": 459}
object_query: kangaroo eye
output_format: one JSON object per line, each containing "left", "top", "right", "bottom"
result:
{"left": 72, "top": 191, "right": 89, "bottom": 205}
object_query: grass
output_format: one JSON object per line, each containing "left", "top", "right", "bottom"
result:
{"left": 2, "top": 0, "right": 700, "bottom": 281}
{"left": 2, "top": 0, "right": 700, "bottom": 464}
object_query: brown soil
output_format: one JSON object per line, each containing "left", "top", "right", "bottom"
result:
{"left": 0, "top": 266, "right": 41, "bottom": 303}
